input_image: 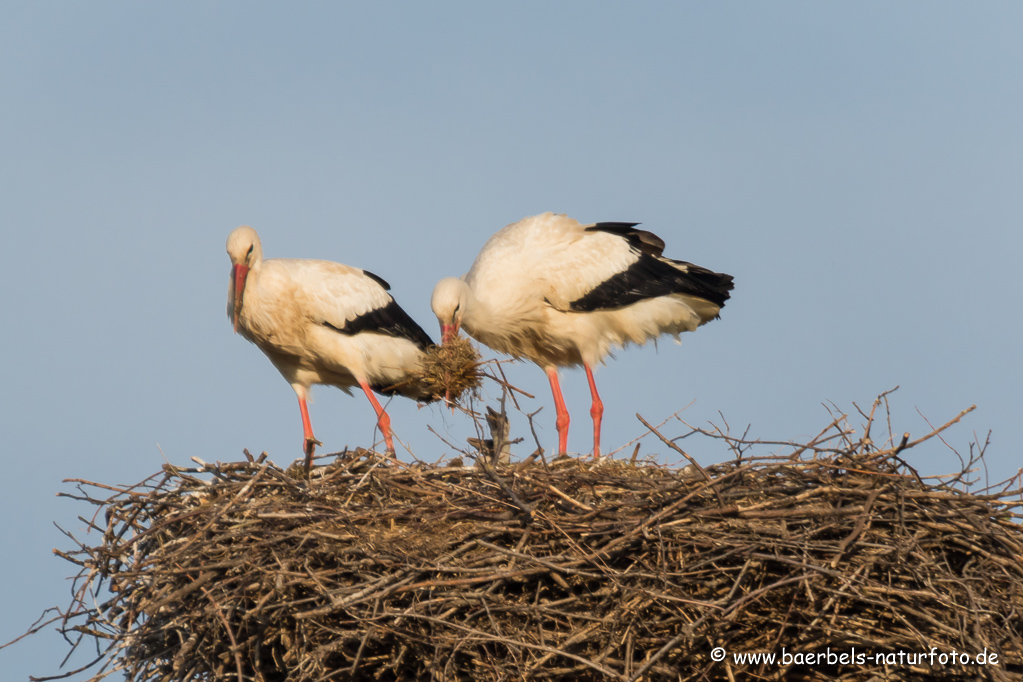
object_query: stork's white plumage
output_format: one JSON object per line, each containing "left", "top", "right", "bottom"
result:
{"left": 226, "top": 226, "right": 435, "bottom": 469}
{"left": 431, "top": 212, "right": 734, "bottom": 457}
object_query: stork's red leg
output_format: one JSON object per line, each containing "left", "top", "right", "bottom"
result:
{"left": 546, "top": 367, "right": 570, "bottom": 456}
{"left": 296, "top": 389, "right": 321, "bottom": 472}
{"left": 584, "top": 364, "right": 603, "bottom": 459}
{"left": 359, "top": 380, "right": 395, "bottom": 456}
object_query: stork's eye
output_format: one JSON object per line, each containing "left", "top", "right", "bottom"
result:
{"left": 246, "top": 244, "right": 254, "bottom": 261}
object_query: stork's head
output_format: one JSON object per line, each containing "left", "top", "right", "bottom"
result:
{"left": 431, "top": 277, "right": 469, "bottom": 344}
{"left": 226, "top": 225, "right": 262, "bottom": 333}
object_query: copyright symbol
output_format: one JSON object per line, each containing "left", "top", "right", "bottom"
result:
{"left": 711, "top": 647, "right": 726, "bottom": 662}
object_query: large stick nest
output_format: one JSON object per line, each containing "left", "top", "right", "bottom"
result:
{"left": 22, "top": 398, "right": 1023, "bottom": 681}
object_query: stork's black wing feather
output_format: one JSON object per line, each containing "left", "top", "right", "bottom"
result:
{"left": 569, "top": 253, "right": 734, "bottom": 312}
{"left": 361, "top": 269, "right": 391, "bottom": 291}
{"left": 323, "top": 298, "right": 435, "bottom": 350}
{"left": 585, "top": 222, "right": 665, "bottom": 256}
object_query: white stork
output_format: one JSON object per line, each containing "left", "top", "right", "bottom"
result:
{"left": 431, "top": 212, "right": 734, "bottom": 458}
{"left": 226, "top": 225, "right": 435, "bottom": 469}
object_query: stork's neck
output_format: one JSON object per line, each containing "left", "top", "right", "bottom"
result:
{"left": 244, "top": 257, "right": 262, "bottom": 282}
{"left": 456, "top": 279, "right": 487, "bottom": 335}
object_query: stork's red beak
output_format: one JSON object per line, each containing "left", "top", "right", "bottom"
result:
{"left": 441, "top": 321, "right": 459, "bottom": 344}
{"left": 439, "top": 321, "right": 460, "bottom": 409}
{"left": 232, "top": 263, "right": 249, "bottom": 332}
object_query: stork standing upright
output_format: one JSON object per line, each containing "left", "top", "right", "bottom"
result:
{"left": 430, "top": 212, "right": 734, "bottom": 458}
{"left": 226, "top": 225, "right": 435, "bottom": 469}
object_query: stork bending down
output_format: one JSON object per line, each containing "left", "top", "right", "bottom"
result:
{"left": 431, "top": 212, "right": 733, "bottom": 457}
{"left": 227, "top": 225, "right": 434, "bottom": 469}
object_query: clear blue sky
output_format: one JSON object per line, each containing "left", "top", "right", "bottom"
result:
{"left": 2, "top": 3, "right": 1021, "bottom": 679}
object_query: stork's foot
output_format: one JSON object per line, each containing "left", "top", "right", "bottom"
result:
{"left": 384, "top": 446, "right": 397, "bottom": 460}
